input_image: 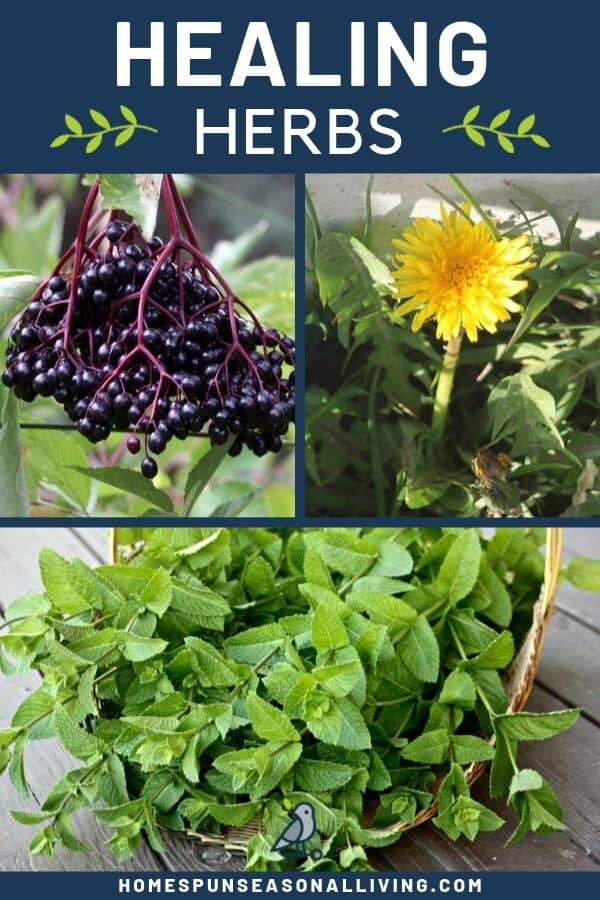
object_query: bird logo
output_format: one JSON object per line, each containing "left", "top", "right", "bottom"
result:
{"left": 271, "top": 802, "right": 322, "bottom": 859}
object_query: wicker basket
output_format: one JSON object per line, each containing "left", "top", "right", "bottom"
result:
{"left": 108, "top": 526, "right": 563, "bottom": 852}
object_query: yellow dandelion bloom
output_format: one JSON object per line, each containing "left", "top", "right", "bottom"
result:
{"left": 390, "top": 205, "right": 533, "bottom": 342}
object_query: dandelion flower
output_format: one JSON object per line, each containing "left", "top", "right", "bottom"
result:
{"left": 391, "top": 205, "right": 533, "bottom": 342}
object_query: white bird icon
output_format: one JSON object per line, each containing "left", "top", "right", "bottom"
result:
{"left": 272, "top": 802, "right": 317, "bottom": 852}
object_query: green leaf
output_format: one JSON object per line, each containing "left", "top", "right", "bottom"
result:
{"left": 25, "top": 426, "right": 92, "bottom": 514}
{"left": 90, "top": 109, "right": 110, "bottom": 128}
{"left": 0, "top": 270, "right": 42, "bottom": 328}
{"left": 471, "top": 563, "right": 512, "bottom": 628}
{"left": 140, "top": 569, "right": 173, "bottom": 617}
{"left": 183, "top": 440, "right": 233, "bottom": 516}
{"left": 531, "top": 134, "right": 550, "bottom": 149}
{"left": 315, "top": 232, "right": 393, "bottom": 347}
{"left": 228, "top": 257, "right": 295, "bottom": 337}
{"left": 494, "top": 708, "right": 580, "bottom": 742}
{"left": 306, "top": 696, "right": 371, "bottom": 750}
{"left": 98, "top": 174, "right": 163, "bottom": 239}
{"left": 65, "top": 115, "right": 82, "bottom": 135}
{"left": 458, "top": 630, "right": 515, "bottom": 671}
{"left": 224, "top": 623, "right": 286, "bottom": 666}
{"left": 122, "top": 635, "right": 168, "bottom": 662}
{"left": 402, "top": 729, "right": 450, "bottom": 765}
{"left": 508, "top": 768, "right": 544, "bottom": 801}
{"left": 86, "top": 134, "right": 103, "bottom": 154}
{"left": 311, "top": 604, "right": 349, "bottom": 653}
{"left": 450, "top": 734, "right": 495, "bottom": 764}
{"left": 246, "top": 693, "right": 300, "bottom": 742}
{"left": 488, "top": 373, "right": 564, "bottom": 457}
{"left": 207, "top": 801, "right": 260, "bottom": 826}
{"left": 437, "top": 531, "right": 482, "bottom": 603}
{"left": 120, "top": 105, "right": 138, "bottom": 125}
{"left": 50, "top": 134, "right": 70, "bottom": 148}
{"left": 566, "top": 556, "right": 600, "bottom": 591}
{"left": 507, "top": 261, "right": 595, "bottom": 349}
{"left": 439, "top": 670, "right": 476, "bottom": 708}
{"left": 465, "top": 127, "right": 485, "bottom": 147}
{"left": 294, "top": 758, "right": 354, "bottom": 792}
{"left": 115, "top": 127, "right": 135, "bottom": 148}
{"left": 518, "top": 114, "right": 535, "bottom": 135}
{"left": 0, "top": 390, "right": 28, "bottom": 515}
{"left": 463, "top": 105, "right": 480, "bottom": 125}
{"left": 39, "top": 549, "right": 90, "bottom": 615}
{"left": 434, "top": 795, "right": 504, "bottom": 841}
{"left": 498, "top": 134, "right": 514, "bottom": 154}
{"left": 8, "top": 732, "right": 28, "bottom": 797}
{"left": 490, "top": 109, "right": 510, "bottom": 129}
{"left": 399, "top": 615, "right": 439, "bottom": 682}
{"left": 53, "top": 704, "right": 104, "bottom": 761}
{"left": 69, "top": 465, "right": 173, "bottom": 513}
{"left": 244, "top": 557, "right": 276, "bottom": 599}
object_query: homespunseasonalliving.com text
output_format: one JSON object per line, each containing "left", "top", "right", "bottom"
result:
{"left": 115, "top": 20, "right": 488, "bottom": 156}
{"left": 117, "top": 877, "right": 483, "bottom": 895}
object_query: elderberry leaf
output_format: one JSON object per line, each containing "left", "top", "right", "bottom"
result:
{"left": 98, "top": 174, "right": 162, "bottom": 239}
{"left": 69, "top": 465, "right": 174, "bottom": 513}
{"left": 0, "top": 389, "right": 28, "bottom": 516}
{"left": 183, "top": 439, "right": 233, "bottom": 516}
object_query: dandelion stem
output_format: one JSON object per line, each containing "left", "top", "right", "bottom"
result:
{"left": 431, "top": 331, "right": 463, "bottom": 442}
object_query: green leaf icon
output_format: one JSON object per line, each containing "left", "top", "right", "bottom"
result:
{"left": 52, "top": 107, "right": 157, "bottom": 154}
{"left": 50, "top": 134, "right": 70, "bottom": 149}
{"left": 463, "top": 105, "right": 480, "bottom": 125}
{"left": 85, "top": 134, "right": 103, "bottom": 154}
{"left": 120, "top": 105, "right": 138, "bottom": 126}
{"left": 466, "top": 126, "right": 485, "bottom": 147}
{"left": 498, "top": 134, "right": 515, "bottom": 154}
{"left": 518, "top": 114, "right": 535, "bottom": 135}
{"left": 490, "top": 109, "right": 510, "bottom": 129}
{"left": 65, "top": 115, "right": 83, "bottom": 135}
{"left": 115, "top": 127, "right": 135, "bottom": 148}
{"left": 90, "top": 109, "right": 110, "bottom": 129}
{"left": 443, "top": 106, "right": 549, "bottom": 155}
{"left": 531, "top": 134, "right": 550, "bottom": 148}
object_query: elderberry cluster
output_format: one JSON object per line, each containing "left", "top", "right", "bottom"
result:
{"left": 2, "top": 218, "right": 295, "bottom": 478}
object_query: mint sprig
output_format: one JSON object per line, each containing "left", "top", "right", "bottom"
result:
{"left": 443, "top": 106, "right": 550, "bottom": 153}
{"left": 50, "top": 106, "right": 158, "bottom": 154}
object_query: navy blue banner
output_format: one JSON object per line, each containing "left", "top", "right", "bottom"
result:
{"left": 0, "top": 872, "right": 598, "bottom": 896}
{"left": 1, "top": 1, "right": 597, "bottom": 171}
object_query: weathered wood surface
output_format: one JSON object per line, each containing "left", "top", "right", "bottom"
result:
{"left": 0, "top": 527, "right": 598, "bottom": 872}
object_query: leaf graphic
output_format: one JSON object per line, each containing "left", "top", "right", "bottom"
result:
{"left": 498, "top": 134, "right": 515, "bottom": 154}
{"left": 90, "top": 109, "right": 110, "bottom": 128}
{"left": 65, "top": 115, "right": 83, "bottom": 135}
{"left": 463, "top": 105, "right": 480, "bottom": 125}
{"left": 466, "top": 127, "right": 485, "bottom": 147}
{"left": 490, "top": 109, "right": 510, "bottom": 129}
{"left": 531, "top": 134, "right": 550, "bottom": 148}
{"left": 518, "top": 114, "right": 535, "bottom": 135}
{"left": 50, "top": 134, "right": 70, "bottom": 148}
{"left": 86, "top": 134, "right": 103, "bottom": 154}
{"left": 120, "top": 105, "right": 138, "bottom": 126}
{"left": 115, "top": 127, "right": 135, "bottom": 147}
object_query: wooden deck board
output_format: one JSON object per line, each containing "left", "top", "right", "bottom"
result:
{"left": 0, "top": 527, "right": 598, "bottom": 872}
